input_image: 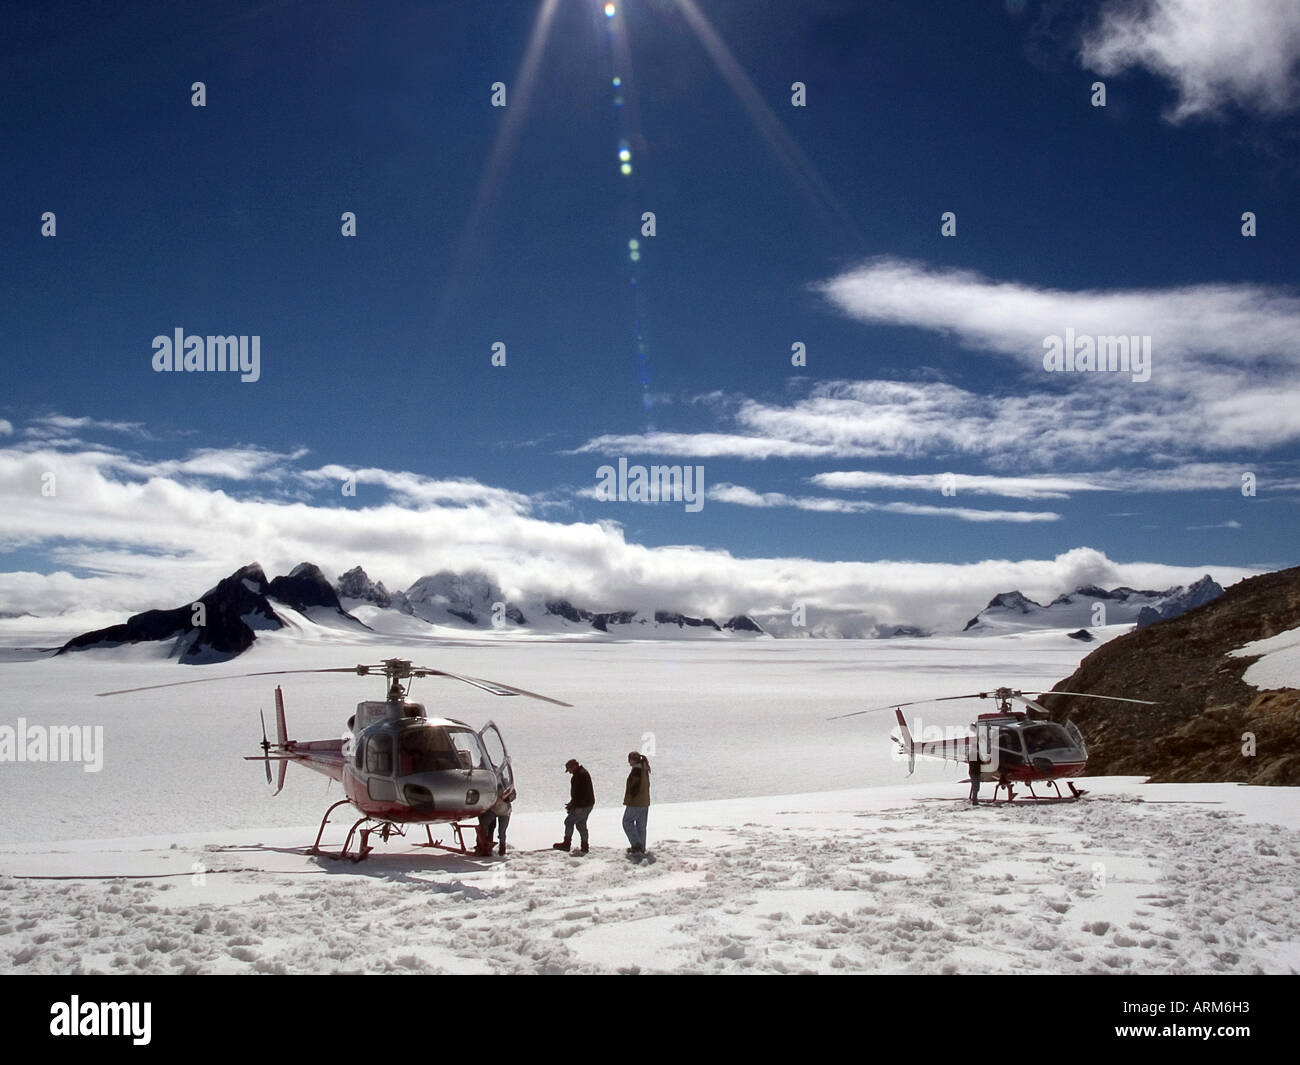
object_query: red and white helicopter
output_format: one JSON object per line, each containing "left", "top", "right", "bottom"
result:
{"left": 832, "top": 686, "right": 1156, "bottom": 803}
{"left": 100, "top": 658, "right": 570, "bottom": 859}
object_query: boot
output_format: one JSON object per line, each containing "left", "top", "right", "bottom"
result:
{"left": 498, "top": 841, "right": 506, "bottom": 855}
{"left": 553, "top": 840, "right": 571, "bottom": 850}
{"left": 578, "top": 842, "right": 589, "bottom": 854}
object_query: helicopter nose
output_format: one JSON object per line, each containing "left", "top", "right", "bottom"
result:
{"left": 403, "top": 782, "right": 435, "bottom": 810}
{"left": 401, "top": 773, "right": 487, "bottom": 811}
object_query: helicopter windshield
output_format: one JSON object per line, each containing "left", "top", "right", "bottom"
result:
{"left": 1022, "top": 723, "right": 1074, "bottom": 754}
{"left": 397, "top": 727, "right": 488, "bottom": 774}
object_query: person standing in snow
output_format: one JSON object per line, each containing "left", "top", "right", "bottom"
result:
{"left": 555, "top": 759, "right": 594, "bottom": 854}
{"left": 475, "top": 808, "right": 495, "bottom": 856}
{"left": 622, "top": 751, "right": 651, "bottom": 854}
{"left": 490, "top": 787, "right": 514, "bottom": 855}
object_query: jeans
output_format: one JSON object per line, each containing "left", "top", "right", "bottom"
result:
{"left": 494, "top": 813, "right": 510, "bottom": 848}
{"left": 564, "top": 805, "right": 592, "bottom": 846}
{"left": 623, "top": 805, "right": 648, "bottom": 850}
{"left": 477, "top": 812, "right": 497, "bottom": 853}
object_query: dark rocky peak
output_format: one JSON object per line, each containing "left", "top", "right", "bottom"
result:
{"left": 268, "top": 562, "right": 343, "bottom": 613}
{"left": 654, "top": 611, "right": 722, "bottom": 631}
{"left": 60, "top": 561, "right": 284, "bottom": 662}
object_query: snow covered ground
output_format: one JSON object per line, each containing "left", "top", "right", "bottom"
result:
{"left": 1, "top": 780, "right": 1297, "bottom": 975}
{"left": 1, "top": 626, "right": 1297, "bottom": 975}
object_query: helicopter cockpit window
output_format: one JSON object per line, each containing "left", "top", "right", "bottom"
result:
{"left": 364, "top": 735, "right": 393, "bottom": 775}
{"left": 996, "top": 728, "right": 1026, "bottom": 766}
{"left": 1023, "top": 723, "right": 1071, "bottom": 755}
{"left": 398, "top": 728, "right": 461, "bottom": 773}
{"left": 448, "top": 729, "right": 487, "bottom": 771}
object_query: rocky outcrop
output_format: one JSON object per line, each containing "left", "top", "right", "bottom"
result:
{"left": 1039, "top": 566, "right": 1300, "bottom": 785}
{"left": 1134, "top": 575, "right": 1223, "bottom": 628}
{"left": 58, "top": 563, "right": 283, "bottom": 662}
{"left": 337, "top": 565, "right": 413, "bottom": 614}
{"left": 963, "top": 578, "right": 1225, "bottom": 634}
{"left": 654, "top": 611, "right": 722, "bottom": 631}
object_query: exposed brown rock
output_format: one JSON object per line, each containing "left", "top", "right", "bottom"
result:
{"left": 1038, "top": 565, "right": 1300, "bottom": 785}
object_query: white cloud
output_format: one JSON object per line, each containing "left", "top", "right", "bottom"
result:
{"left": 571, "top": 262, "right": 1300, "bottom": 468}
{"left": 300, "top": 465, "right": 533, "bottom": 512}
{"left": 708, "top": 482, "right": 1060, "bottom": 523}
{"left": 811, "top": 471, "right": 1103, "bottom": 500}
{"left": 816, "top": 257, "right": 1300, "bottom": 375}
{"left": 28, "top": 415, "right": 153, "bottom": 439}
{"left": 573, "top": 431, "right": 841, "bottom": 461}
{"left": 0, "top": 420, "right": 12, "bottom": 436}
{"left": 576, "top": 379, "right": 1260, "bottom": 467}
{"left": 0, "top": 444, "right": 1259, "bottom": 632}
{"left": 810, "top": 463, "right": 1290, "bottom": 498}
{"left": 1081, "top": 0, "right": 1300, "bottom": 121}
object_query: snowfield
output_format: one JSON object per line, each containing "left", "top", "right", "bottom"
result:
{"left": 2, "top": 780, "right": 1297, "bottom": 975}
{"left": 1, "top": 628, "right": 1297, "bottom": 975}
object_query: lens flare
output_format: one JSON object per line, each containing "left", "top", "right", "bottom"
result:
{"left": 604, "top": 3, "right": 616, "bottom": 18}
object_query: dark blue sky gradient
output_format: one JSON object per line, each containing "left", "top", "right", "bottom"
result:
{"left": 4, "top": 0, "right": 1298, "bottom": 579}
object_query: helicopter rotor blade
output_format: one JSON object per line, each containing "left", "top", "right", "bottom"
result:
{"left": 828, "top": 692, "right": 994, "bottom": 721}
{"left": 1009, "top": 693, "right": 1050, "bottom": 715}
{"left": 1029, "top": 691, "right": 1158, "bottom": 705}
{"left": 406, "top": 668, "right": 572, "bottom": 707}
{"left": 96, "top": 667, "right": 365, "bottom": 697}
{"left": 96, "top": 662, "right": 572, "bottom": 705}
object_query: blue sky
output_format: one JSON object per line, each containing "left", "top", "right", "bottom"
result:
{"left": 2, "top": 0, "right": 1298, "bottom": 628}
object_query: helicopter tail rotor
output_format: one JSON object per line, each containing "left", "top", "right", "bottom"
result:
{"left": 258, "top": 710, "right": 272, "bottom": 786}
{"left": 250, "top": 688, "right": 290, "bottom": 794}
{"left": 272, "top": 686, "right": 289, "bottom": 794}
{"left": 893, "top": 709, "right": 916, "bottom": 776}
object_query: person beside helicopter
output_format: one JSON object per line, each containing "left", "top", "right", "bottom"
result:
{"left": 622, "top": 751, "right": 651, "bottom": 854}
{"left": 477, "top": 786, "right": 515, "bottom": 856}
{"left": 555, "top": 758, "right": 594, "bottom": 854}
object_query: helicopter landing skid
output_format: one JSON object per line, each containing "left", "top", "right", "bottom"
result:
{"left": 415, "top": 823, "right": 484, "bottom": 855}
{"left": 310, "top": 800, "right": 408, "bottom": 862}
{"left": 987, "top": 778, "right": 1086, "bottom": 804}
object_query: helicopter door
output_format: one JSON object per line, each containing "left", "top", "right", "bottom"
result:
{"left": 1065, "top": 720, "right": 1087, "bottom": 758}
{"left": 478, "top": 722, "right": 514, "bottom": 796}
{"left": 995, "top": 727, "right": 1026, "bottom": 768}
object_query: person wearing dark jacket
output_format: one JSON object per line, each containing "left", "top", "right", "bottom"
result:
{"left": 554, "top": 758, "right": 594, "bottom": 854}
{"left": 622, "top": 751, "right": 651, "bottom": 854}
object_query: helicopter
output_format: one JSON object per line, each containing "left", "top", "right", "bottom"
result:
{"left": 98, "top": 657, "right": 570, "bottom": 859}
{"left": 830, "top": 686, "right": 1157, "bottom": 803}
